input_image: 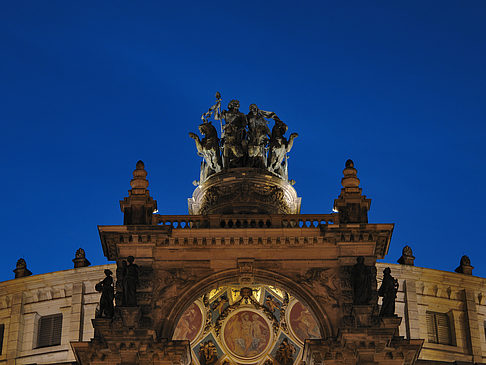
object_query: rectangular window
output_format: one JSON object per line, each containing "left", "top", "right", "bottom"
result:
{"left": 0, "top": 323, "right": 4, "bottom": 355}
{"left": 37, "top": 314, "right": 62, "bottom": 348}
{"left": 426, "top": 311, "right": 452, "bottom": 345}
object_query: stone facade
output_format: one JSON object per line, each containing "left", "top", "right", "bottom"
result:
{"left": 2, "top": 262, "right": 486, "bottom": 365}
{"left": 0, "top": 159, "right": 484, "bottom": 365}
{"left": 0, "top": 264, "right": 114, "bottom": 365}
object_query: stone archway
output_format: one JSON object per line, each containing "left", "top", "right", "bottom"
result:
{"left": 160, "top": 268, "right": 333, "bottom": 341}
{"left": 155, "top": 269, "right": 334, "bottom": 365}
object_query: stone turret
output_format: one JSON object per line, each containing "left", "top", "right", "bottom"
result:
{"left": 333, "top": 159, "right": 371, "bottom": 223}
{"left": 120, "top": 161, "right": 157, "bottom": 225}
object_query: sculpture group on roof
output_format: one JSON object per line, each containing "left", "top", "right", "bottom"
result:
{"left": 189, "top": 93, "right": 298, "bottom": 183}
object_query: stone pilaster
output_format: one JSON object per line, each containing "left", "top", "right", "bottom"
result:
{"left": 6, "top": 293, "right": 24, "bottom": 365}
{"left": 404, "top": 279, "right": 420, "bottom": 340}
{"left": 464, "top": 289, "right": 482, "bottom": 363}
{"left": 69, "top": 282, "right": 84, "bottom": 342}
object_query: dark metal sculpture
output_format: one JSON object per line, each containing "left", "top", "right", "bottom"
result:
{"left": 221, "top": 99, "right": 247, "bottom": 168}
{"left": 122, "top": 256, "right": 139, "bottom": 306}
{"left": 351, "top": 256, "right": 372, "bottom": 305}
{"left": 268, "top": 119, "right": 298, "bottom": 176}
{"left": 189, "top": 122, "right": 222, "bottom": 181}
{"left": 190, "top": 93, "right": 298, "bottom": 182}
{"left": 95, "top": 269, "right": 114, "bottom": 318}
{"left": 247, "top": 104, "right": 272, "bottom": 168}
{"left": 378, "top": 267, "right": 399, "bottom": 317}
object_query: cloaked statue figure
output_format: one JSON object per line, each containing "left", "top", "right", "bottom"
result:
{"left": 351, "top": 256, "right": 372, "bottom": 305}
{"left": 122, "top": 256, "right": 139, "bottom": 307}
{"left": 378, "top": 267, "right": 399, "bottom": 317}
{"left": 95, "top": 269, "right": 114, "bottom": 318}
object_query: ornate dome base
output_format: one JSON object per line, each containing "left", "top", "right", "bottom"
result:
{"left": 188, "top": 168, "right": 301, "bottom": 215}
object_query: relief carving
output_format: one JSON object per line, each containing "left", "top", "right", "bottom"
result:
{"left": 296, "top": 268, "right": 340, "bottom": 306}
{"left": 200, "top": 183, "right": 290, "bottom": 215}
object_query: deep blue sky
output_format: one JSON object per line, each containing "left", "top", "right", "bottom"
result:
{"left": 1, "top": 1, "right": 485, "bottom": 281}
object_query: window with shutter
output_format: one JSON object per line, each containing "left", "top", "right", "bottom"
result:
{"left": 426, "top": 311, "right": 452, "bottom": 345}
{"left": 36, "top": 314, "right": 62, "bottom": 348}
{"left": 0, "top": 323, "right": 4, "bottom": 355}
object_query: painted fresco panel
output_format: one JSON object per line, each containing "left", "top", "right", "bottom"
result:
{"left": 288, "top": 301, "right": 320, "bottom": 342}
{"left": 223, "top": 310, "right": 270, "bottom": 358}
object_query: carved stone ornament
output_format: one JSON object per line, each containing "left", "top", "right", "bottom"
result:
{"left": 73, "top": 247, "right": 91, "bottom": 268}
{"left": 455, "top": 255, "right": 473, "bottom": 275}
{"left": 13, "top": 258, "right": 32, "bottom": 278}
{"left": 237, "top": 258, "right": 254, "bottom": 285}
{"left": 397, "top": 245, "right": 415, "bottom": 266}
{"left": 188, "top": 168, "right": 301, "bottom": 215}
{"left": 296, "top": 268, "right": 340, "bottom": 307}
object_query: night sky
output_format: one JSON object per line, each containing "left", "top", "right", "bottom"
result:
{"left": 1, "top": 2, "right": 485, "bottom": 281}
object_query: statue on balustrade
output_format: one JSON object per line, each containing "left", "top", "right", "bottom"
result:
{"left": 122, "top": 256, "right": 139, "bottom": 307}
{"left": 247, "top": 104, "right": 272, "bottom": 168}
{"left": 95, "top": 269, "right": 114, "bottom": 318}
{"left": 378, "top": 267, "right": 399, "bottom": 317}
{"left": 351, "top": 256, "right": 372, "bottom": 305}
{"left": 189, "top": 121, "right": 222, "bottom": 182}
{"left": 268, "top": 118, "right": 298, "bottom": 177}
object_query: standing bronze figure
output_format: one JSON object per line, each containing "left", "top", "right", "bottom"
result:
{"left": 221, "top": 99, "right": 247, "bottom": 168}
{"left": 247, "top": 104, "right": 272, "bottom": 168}
{"left": 351, "top": 256, "right": 372, "bottom": 305}
{"left": 122, "top": 256, "right": 139, "bottom": 307}
{"left": 95, "top": 269, "right": 114, "bottom": 318}
{"left": 378, "top": 267, "right": 399, "bottom": 317}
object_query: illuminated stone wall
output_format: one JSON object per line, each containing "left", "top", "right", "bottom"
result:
{"left": 1, "top": 263, "right": 486, "bottom": 365}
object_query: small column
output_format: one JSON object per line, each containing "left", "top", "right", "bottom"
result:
{"left": 73, "top": 248, "right": 91, "bottom": 268}
{"left": 120, "top": 160, "right": 157, "bottom": 225}
{"left": 333, "top": 160, "right": 371, "bottom": 223}
{"left": 13, "top": 258, "right": 32, "bottom": 278}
